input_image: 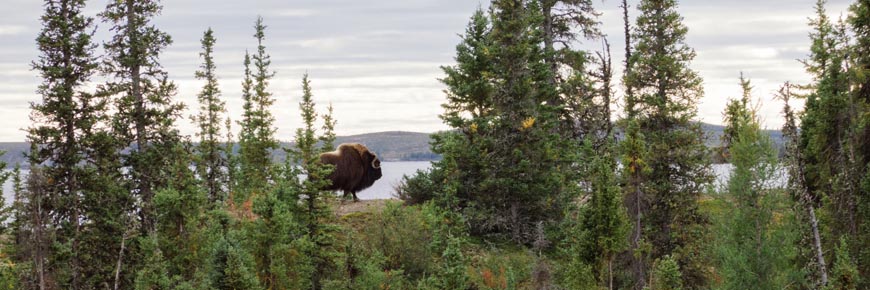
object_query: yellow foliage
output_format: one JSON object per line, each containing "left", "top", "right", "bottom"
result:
{"left": 520, "top": 117, "right": 535, "bottom": 131}
{"left": 470, "top": 123, "right": 478, "bottom": 134}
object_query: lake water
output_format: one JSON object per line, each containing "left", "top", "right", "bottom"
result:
{"left": 0, "top": 162, "right": 434, "bottom": 202}
{"left": 0, "top": 163, "right": 781, "bottom": 203}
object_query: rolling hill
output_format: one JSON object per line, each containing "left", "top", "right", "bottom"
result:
{"left": 0, "top": 124, "right": 785, "bottom": 169}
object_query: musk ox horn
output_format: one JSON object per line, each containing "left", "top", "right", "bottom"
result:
{"left": 372, "top": 158, "right": 380, "bottom": 169}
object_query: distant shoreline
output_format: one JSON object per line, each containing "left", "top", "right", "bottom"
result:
{"left": 0, "top": 124, "right": 783, "bottom": 169}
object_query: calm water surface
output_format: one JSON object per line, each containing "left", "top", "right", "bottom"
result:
{"left": 1, "top": 163, "right": 779, "bottom": 203}
{"left": 0, "top": 162, "right": 435, "bottom": 202}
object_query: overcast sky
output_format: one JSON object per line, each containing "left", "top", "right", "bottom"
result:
{"left": 0, "top": 0, "right": 855, "bottom": 142}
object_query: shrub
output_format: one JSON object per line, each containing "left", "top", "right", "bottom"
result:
{"left": 393, "top": 169, "right": 441, "bottom": 205}
{"left": 356, "top": 202, "right": 436, "bottom": 279}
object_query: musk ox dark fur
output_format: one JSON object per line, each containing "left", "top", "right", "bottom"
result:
{"left": 319, "top": 143, "right": 383, "bottom": 201}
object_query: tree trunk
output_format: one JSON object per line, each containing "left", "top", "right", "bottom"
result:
{"left": 781, "top": 85, "right": 829, "bottom": 287}
{"left": 807, "top": 203, "right": 828, "bottom": 286}
{"left": 113, "top": 231, "right": 127, "bottom": 290}
{"left": 125, "top": 0, "right": 153, "bottom": 234}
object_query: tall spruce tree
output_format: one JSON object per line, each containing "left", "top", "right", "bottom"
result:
{"left": 430, "top": 7, "right": 493, "bottom": 209}
{"left": 800, "top": 0, "right": 854, "bottom": 255}
{"left": 100, "top": 0, "right": 185, "bottom": 235}
{"left": 846, "top": 0, "right": 870, "bottom": 286}
{"left": 619, "top": 0, "right": 651, "bottom": 286}
{"left": 290, "top": 75, "right": 338, "bottom": 290}
{"left": 779, "top": 83, "right": 830, "bottom": 288}
{"left": 26, "top": 0, "right": 118, "bottom": 287}
{"left": 467, "top": 0, "right": 580, "bottom": 243}
{"left": 621, "top": 0, "right": 712, "bottom": 288}
{"left": 193, "top": 28, "right": 229, "bottom": 205}
{"left": 426, "top": 0, "right": 591, "bottom": 244}
{"left": 237, "top": 17, "right": 278, "bottom": 198}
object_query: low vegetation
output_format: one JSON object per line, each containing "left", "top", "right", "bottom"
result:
{"left": 1, "top": 0, "right": 869, "bottom": 289}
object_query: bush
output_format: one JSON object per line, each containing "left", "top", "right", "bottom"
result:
{"left": 350, "top": 201, "right": 469, "bottom": 287}
{"left": 648, "top": 255, "right": 682, "bottom": 290}
{"left": 324, "top": 250, "right": 409, "bottom": 290}
{"left": 467, "top": 247, "right": 536, "bottom": 290}
{"left": 356, "top": 202, "right": 437, "bottom": 279}
{"left": 393, "top": 169, "right": 441, "bottom": 205}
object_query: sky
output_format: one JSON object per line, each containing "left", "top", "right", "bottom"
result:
{"left": 0, "top": 0, "right": 856, "bottom": 142}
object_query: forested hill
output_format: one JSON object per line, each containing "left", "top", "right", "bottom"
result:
{"left": 0, "top": 131, "right": 437, "bottom": 168}
{"left": 0, "top": 124, "right": 783, "bottom": 168}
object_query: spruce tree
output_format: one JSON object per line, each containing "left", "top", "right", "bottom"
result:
{"left": 563, "top": 137, "right": 627, "bottom": 288}
{"left": 138, "top": 142, "right": 206, "bottom": 287}
{"left": 779, "top": 83, "right": 830, "bottom": 287}
{"left": 538, "top": 0, "right": 603, "bottom": 137}
{"left": 425, "top": 0, "right": 588, "bottom": 244}
{"left": 193, "top": 28, "right": 229, "bottom": 205}
{"left": 237, "top": 17, "right": 278, "bottom": 198}
{"left": 827, "top": 237, "right": 859, "bottom": 290}
{"left": 621, "top": 0, "right": 712, "bottom": 288}
{"left": 471, "top": 0, "right": 579, "bottom": 242}
{"left": 20, "top": 166, "right": 52, "bottom": 290}
{"left": 846, "top": 0, "right": 870, "bottom": 285}
{"left": 715, "top": 77, "right": 798, "bottom": 290}
{"left": 26, "top": 0, "right": 117, "bottom": 287}
{"left": 429, "top": 7, "right": 493, "bottom": 208}
{"left": 800, "top": 0, "right": 853, "bottom": 249}
{"left": 290, "top": 75, "right": 338, "bottom": 290}
{"left": 0, "top": 152, "right": 14, "bottom": 288}
{"left": 619, "top": 0, "right": 651, "bottom": 285}
{"left": 212, "top": 217, "right": 262, "bottom": 290}
{"left": 101, "top": 0, "right": 185, "bottom": 235}
{"left": 720, "top": 74, "right": 752, "bottom": 157}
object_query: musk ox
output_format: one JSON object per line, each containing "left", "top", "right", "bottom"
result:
{"left": 319, "top": 143, "right": 383, "bottom": 201}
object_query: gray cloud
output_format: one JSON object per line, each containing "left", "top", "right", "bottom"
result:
{"left": 0, "top": 0, "right": 859, "bottom": 141}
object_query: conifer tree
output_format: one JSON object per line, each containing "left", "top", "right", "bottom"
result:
{"left": 720, "top": 74, "right": 752, "bottom": 157}
{"left": 101, "top": 0, "right": 185, "bottom": 235}
{"left": 619, "top": 0, "right": 651, "bottom": 285}
{"left": 799, "top": 0, "right": 853, "bottom": 249}
{"left": 715, "top": 77, "right": 799, "bottom": 290}
{"left": 425, "top": 0, "right": 586, "bottom": 244}
{"left": 621, "top": 0, "right": 712, "bottom": 288}
{"left": 827, "top": 237, "right": 859, "bottom": 290}
{"left": 194, "top": 28, "right": 229, "bottom": 205}
{"left": 237, "top": 17, "right": 278, "bottom": 197}
{"left": 473, "top": 0, "right": 580, "bottom": 242}
{"left": 26, "top": 0, "right": 116, "bottom": 287}
{"left": 563, "top": 137, "right": 627, "bottom": 289}
{"left": 779, "top": 83, "right": 830, "bottom": 287}
{"left": 538, "top": 0, "right": 603, "bottom": 137}
{"left": 649, "top": 256, "right": 683, "bottom": 290}
{"left": 846, "top": 0, "right": 870, "bottom": 285}
{"left": 290, "top": 74, "right": 338, "bottom": 290}
{"left": 429, "top": 7, "right": 493, "bottom": 208}
{"left": 212, "top": 218, "right": 262, "bottom": 290}
{"left": 140, "top": 142, "right": 206, "bottom": 286}
{"left": 20, "top": 166, "right": 52, "bottom": 290}
{"left": 0, "top": 152, "right": 14, "bottom": 288}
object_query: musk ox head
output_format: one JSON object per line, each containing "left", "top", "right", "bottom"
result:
{"left": 319, "top": 143, "right": 383, "bottom": 201}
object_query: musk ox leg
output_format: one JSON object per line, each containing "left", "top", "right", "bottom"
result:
{"left": 351, "top": 191, "right": 360, "bottom": 202}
